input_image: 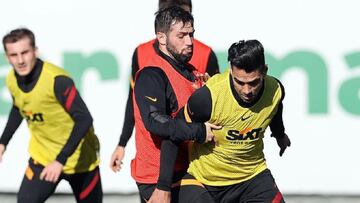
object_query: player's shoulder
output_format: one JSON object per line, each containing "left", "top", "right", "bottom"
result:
{"left": 137, "top": 66, "right": 166, "bottom": 81}
{"left": 138, "top": 38, "right": 156, "bottom": 48}
{"left": 266, "top": 75, "right": 284, "bottom": 89}
{"left": 43, "top": 61, "right": 70, "bottom": 77}
{"left": 266, "top": 75, "right": 285, "bottom": 99}
{"left": 193, "top": 38, "right": 212, "bottom": 49}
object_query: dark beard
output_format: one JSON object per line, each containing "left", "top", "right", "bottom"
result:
{"left": 167, "top": 45, "right": 193, "bottom": 64}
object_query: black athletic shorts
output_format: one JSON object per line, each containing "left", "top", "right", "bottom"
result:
{"left": 17, "top": 158, "right": 102, "bottom": 203}
{"left": 137, "top": 173, "right": 215, "bottom": 203}
{"left": 205, "top": 169, "right": 285, "bottom": 203}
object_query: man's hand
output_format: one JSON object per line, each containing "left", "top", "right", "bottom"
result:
{"left": 39, "top": 161, "right": 63, "bottom": 183}
{"left": 193, "top": 72, "right": 210, "bottom": 89}
{"left": 0, "top": 144, "right": 5, "bottom": 163}
{"left": 110, "top": 146, "right": 125, "bottom": 172}
{"left": 275, "top": 134, "right": 291, "bottom": 156}
{"left": 196, "top": 72, "right": 210, "bottom": 83}
{"left": 204, "top": 122, "right": 222, "bottom": 143}
{"left": 147, "top": 188, "right": 171, "bottom": 203}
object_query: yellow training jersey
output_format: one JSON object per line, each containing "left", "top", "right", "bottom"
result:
{"left": 6, "top": 61, "right": 100, "bottom": 174}
{"left": 188, "top": 70, "right": 283, "bottom": 186}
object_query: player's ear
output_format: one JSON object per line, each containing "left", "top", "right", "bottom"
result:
{"left": 263, "top": 64, "right": 268, "bottom": 75}
{"left": 156, "top": 32, "right": 167, "bottom": 46}
{"left": 35, "top": 46, "right": 39, "bottom": 57}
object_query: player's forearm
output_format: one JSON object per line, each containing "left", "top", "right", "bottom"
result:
{"left": 142, "top": 111, "right": 206, "bottom": 143}
{"left": 118, "top": 88, "right": 135, "bottom": 147}
{"left": 157, "top": 139, "right": 178, "bottom": 191}
{"left": 56, "top": 114, "right": 93, "bottom": 165}
{"left": 269, "top": 102, "right": 285, "bottom": 138}
{"left": 0, "top": 105, "right": 23, "bottom": 146}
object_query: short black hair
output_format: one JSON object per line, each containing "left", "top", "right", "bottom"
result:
{"left": 2, "top": 28, "right": 35, "bottom": 52}
{"left": 228, "top": 40, "right": 266, "bottom": 73}
{"left": 158, "top": 0, "right": 192, "bottom": 12}
{"left": 154, "top": 6, "right": 194, "bottom": 34}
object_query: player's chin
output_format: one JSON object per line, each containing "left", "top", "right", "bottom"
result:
{"left": 183, "top": 48, "right": 193, "bottom": 55}
{"left": 242, "top": 97, "right": 254, "bottom": 103}
{"left": 187, "top": 52, "right": 193, "bottom": 58}
{"left": 16, "top": 68, "right": 30, "bottom": 76}
{"left": 180, "top": 54, "right": 192, "bottom": 63}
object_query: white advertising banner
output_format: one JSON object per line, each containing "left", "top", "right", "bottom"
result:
{"left": 0, "top": 0, "right": 359, "bottom": 194}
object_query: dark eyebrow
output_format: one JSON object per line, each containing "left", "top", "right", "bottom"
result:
{"left": 248, "top": 78, "right": 261, "bottom": 84}
{"left": 179, "top": 30, "right": 194, "bottom": 35}
{"left": 233, "top": 76, "right": 260, "bottom": 85}
{"left": 233, "top": 77, "right": 244, "bottom": 84}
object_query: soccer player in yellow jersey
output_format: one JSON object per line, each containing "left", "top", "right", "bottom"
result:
{"left": 159, "top": 40, "right": 291, "bottom": 202}
{"left": 0, "top": 28, "right": 102, "bottom": 203}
